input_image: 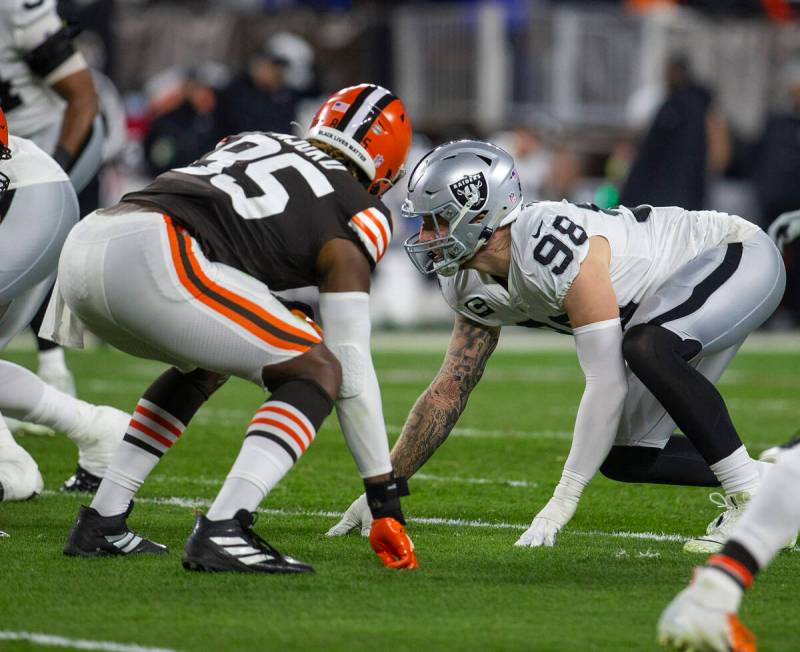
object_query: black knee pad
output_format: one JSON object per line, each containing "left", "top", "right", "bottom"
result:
{"left": 622, "top": 324, "right": 701, "bottom": 373}
{"left": 267, "top": 378, "right": 334, "bottom": 431}
{"left": 599, "top": 445, "right": 660, "bottom": 483}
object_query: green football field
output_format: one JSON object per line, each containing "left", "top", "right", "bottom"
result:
{"left": 1, "top": 336, "right": 799, "bottom": 651}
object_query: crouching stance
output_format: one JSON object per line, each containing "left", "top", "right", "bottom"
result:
{"left": 56, "top": 84, "right": 418, "bottom": 572}
{"left": 0, "top": 109, "right": 127, "bottom": 503}
{"left": 330, "top": 139, "right": 784, "bottom": 555}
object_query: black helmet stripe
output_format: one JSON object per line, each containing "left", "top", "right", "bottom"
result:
{"left": 336, "top": 84, "right": 378, "bottom": 133}
{"left": 351, "top": 92, "right": 397, "bottom": 143}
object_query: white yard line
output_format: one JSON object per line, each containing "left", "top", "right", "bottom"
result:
{"left": 152, "top": 473, "right": 539, "bottom": 489}
{"left": 42, "top": 491, "right": 685, "bottom": 543}
{"left": 0, "top": 631, "right": 179, "bottom": 652}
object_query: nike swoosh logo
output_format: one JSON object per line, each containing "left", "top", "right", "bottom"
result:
{"left": 532, "top": 222, "right": 542, "bottom": 239}
{"left": 23, "top": 0, "right": 45, "bottom": 9}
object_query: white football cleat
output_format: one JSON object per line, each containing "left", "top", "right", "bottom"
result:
{"left": 0, "top": 442, "right": 44, "bottom": 501}
{"left": 684, "top": 492, "right": 751, "bottom": 554}
{"left": 65, "top": 404, "right": 129, "bottom": 481}
{"left": 658, "top": 567, "right": 755, "bottom": 652}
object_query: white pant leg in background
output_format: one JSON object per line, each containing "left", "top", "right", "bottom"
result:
{"left": 0, "top": 181, "right": 78, "bottom": 350}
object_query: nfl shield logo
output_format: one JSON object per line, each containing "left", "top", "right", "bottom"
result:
{"left": 449, "top": 172, "right": 488, "bottom": 210}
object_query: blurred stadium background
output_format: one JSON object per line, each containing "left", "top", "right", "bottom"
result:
{"left": 60, "top": 0, "right": 800, "bottom": 329}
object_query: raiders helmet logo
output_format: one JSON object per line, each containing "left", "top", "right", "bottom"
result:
{"left": 449, "top": 172, "right": 488, "bottom": 210}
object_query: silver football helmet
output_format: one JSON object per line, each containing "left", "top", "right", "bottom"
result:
{"left": 401, "top": 140, "right": 523, "bottom": 276}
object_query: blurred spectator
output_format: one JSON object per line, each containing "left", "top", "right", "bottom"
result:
{"left": 620, "top": 54, "right": 730, "bottom": 210}
{"left": 143, "top": 65, "right": 225, "bottom": 177}
{"left": 752, "top": 60, "right": 800, "bottom": 326}
{"left": 268, "top": 32, "right": 319, "bottom": 96}
{"left": 215, "top": 40, "right": 300, "bottom": 137}
{"left": 491, "top": 125, "right": 552, "bottom": 201}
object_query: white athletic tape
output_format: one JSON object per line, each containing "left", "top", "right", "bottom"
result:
{"left": 0, "top": 631, "right": 179, "bottom": 652}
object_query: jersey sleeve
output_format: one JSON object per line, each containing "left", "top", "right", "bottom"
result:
{"left": 333, "top": 182, "right": 393, "bottom": 268}
{"left": 438, "top": 274, "right": 504, "bottom": 328}
{"left": 524, "top": 214, "right": 591, "bottom": 308}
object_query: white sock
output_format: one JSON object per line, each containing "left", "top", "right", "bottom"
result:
{"left": 91, "top": 441, "right": 158, "bottom": 516}
{"left": 37, "top": 347, "right": 67, "bottom": 374}
{"left": 710, "top": 445, "right": 760, "bottom": 495}
{"left": 206, "top": 399, "right": 319, "bottom": 521}
{"left": 0, "top": 361, "right": 80, "bottom": 431}
{"left": 91, "top": 399, "right": 187, "bottom": 516}
{"left": 730, "top": 444, "right": 800, "bottom": 568}
{"left": 24, "top": 383, "right": 82, "bottom": 434}
{"left": 206, "top": 436, "right": 292, "bottom": 520}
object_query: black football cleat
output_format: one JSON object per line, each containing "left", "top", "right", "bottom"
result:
{"left": 61, "top": 465, "right": 102, "bottom": 493}
{"left": 64, "top": 501, "right": 168, "bottom": 557}
{"left": 182, "top": 509, "right": 313, "bottom": 574}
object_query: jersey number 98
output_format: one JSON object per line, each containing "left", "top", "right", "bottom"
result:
{"left": 533, "top": 215, "right": 587, "bottom": 275}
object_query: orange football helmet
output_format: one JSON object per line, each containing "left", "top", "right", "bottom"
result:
{"left": 0, "top": 108, "right": 10, "bottom": 196}
{"left": 0, "top": 107, "right": 9, "bottom": 159}
{"left": 307, "top": 83, "right": 411, "bottom": 195}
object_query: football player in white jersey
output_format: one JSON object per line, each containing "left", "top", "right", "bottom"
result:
{"left": 0, "top": 0, "right": 104, "bottom": 402}
{"left": 0, "top": 107, "right": 127, "bottom": 506}
{"left": 656, "top": 217, "right": 800, "bottom": 652}
{"left": 328, "top": 139, "right": 786, "bottom": 554}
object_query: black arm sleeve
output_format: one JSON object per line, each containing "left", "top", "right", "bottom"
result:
{"left": 23, "top": 23, "right": 81, "bottom": 79}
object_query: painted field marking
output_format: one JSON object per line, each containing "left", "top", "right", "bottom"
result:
{"left": 42, "top": 491, "right": 685, "bottom": 543}
{"left": 152, "top": 472, "right": 539, "bottom": 490}
{"left": 0, "top": 631, "right": 179, "bottom": 652}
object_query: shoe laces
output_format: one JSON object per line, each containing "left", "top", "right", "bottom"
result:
{"left": 239, "top": 512, "right": 283, "bottom": 558}
{"left": 707, "top": 492, "right": 746, "bottom": 535}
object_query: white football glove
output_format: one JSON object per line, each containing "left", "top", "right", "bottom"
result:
{"left": 515, "top": 470, "right": 586, "bottom": 547}
{"left": 326, "top": 493, "right": 372, "bottom": 537}
{"left": 768, "top": 209, "right": 800, "bottom": 253}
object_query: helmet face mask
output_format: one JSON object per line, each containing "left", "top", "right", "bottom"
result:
{"left": 401, "top": 140, "right": 523, "bottom": 276}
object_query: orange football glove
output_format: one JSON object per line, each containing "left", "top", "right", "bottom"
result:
{"left": 369, "top": 517, "right": 418, "bottom": 569}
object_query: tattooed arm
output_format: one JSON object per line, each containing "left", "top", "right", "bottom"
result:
{"left": 390, "top": 315, "right": 500, "bottom": 478}
{"left": 326, "top": 314, "right": 500, "bottom": 536}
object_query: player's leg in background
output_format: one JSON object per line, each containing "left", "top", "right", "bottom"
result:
{"left": 657, "top": 440, "right": 800, "bottom": 652}
{"left": 0, "top": 181, "right": 125, "bottom": 495}
{"left": 621, "top": 230, "right": 785, "bottom": 553}
{"left": 27, "top": 115, "right": 107, "bottom": 397}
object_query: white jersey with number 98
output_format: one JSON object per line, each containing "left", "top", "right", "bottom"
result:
{"left": 440, "top": 200, "right": 759, "bottom": 334}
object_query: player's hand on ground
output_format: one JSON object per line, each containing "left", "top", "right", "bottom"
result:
{"left": 515, "top": 495, "right": 578, "bottom": 547}
{"left": 326, "top": 493, "right": 372, "bottom": 537}
{"left": 369, "top": 517, "right": 418, "bottom": 569}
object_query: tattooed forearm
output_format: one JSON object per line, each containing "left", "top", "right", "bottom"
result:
{"left": 391, "top": 317, "right": 500, "bottom": 478}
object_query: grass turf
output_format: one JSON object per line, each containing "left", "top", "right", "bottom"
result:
{"left": 1, "top": 343, "right": 799, "bottom": 651}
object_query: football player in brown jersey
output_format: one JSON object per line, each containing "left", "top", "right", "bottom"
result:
{"left": 56, "top": 84, "right": 418, "bottom": 573}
